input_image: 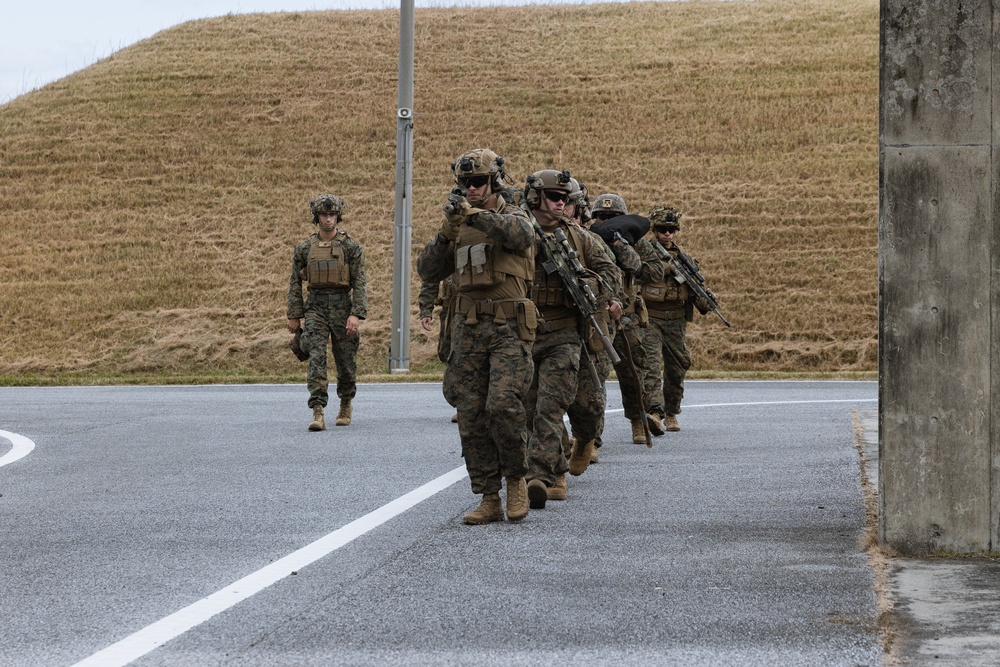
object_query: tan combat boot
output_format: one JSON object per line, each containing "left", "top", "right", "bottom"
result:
{"left": 463, "top": 493, "right": 504, "bottom": 525}
{"left": 548, "top": 474, "right": 567, "bottom": 501}
{"left": 451, "top": 412, "right": 459, "bottom": 423}
{"left": 647, "top": 413, "right": 666, "bottom": 436}
{"left": 568, "top": 440, "right": 595, "bottom": 476}
{"left": 505, "top": 477, "right": 529, "bottom": 522}
{"left": 631, "top": 419, "right": 646, "bottom": 444}
{"left": 308, "top": 405, "right": 325, "bottom": 431}
{"left": 664, "top": 414, "right": 680, "bottom": 432}
{"left": 335, "top": 400, "right": 352, "bottom": 426}
{"left": 590, "top": 447, "right": 599, "bottom": 464}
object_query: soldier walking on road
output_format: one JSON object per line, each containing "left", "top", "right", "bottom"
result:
{"left": 287, "top": 194, "right": 367, "bottom": 432}
{"left": 641, "top": 206, "right": 717, "bottom": 432}
{"left": 417, "top": 148, "right": 536, "bottom": 525}
{"left": 589, "top": 194, "right": 667, "bottom": 443}
{"left": 562, "top": 182, "right": 619, "bottom": 465}
{"left": 524, "top": 170, "right": 621, "bottom": 509}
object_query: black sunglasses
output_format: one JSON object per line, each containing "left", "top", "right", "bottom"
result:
{"left": 458, "top": 175, "right": 490, "bottom": 189}
{"left": 543, "top": 190, "right": 569, "bottom": 203}
{"left": 654, "top": 225, "right": 679, "bottom": 234}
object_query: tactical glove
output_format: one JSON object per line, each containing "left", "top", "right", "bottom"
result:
{"left": 443, "top": 193, "right": 485, "bottom": 226}
{"left": 439, "top": 218, "right": 462, "bottom": 241}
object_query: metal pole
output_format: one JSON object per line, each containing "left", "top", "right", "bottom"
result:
{"left": 389, "top": 0, "right": 414, "bottom": 373}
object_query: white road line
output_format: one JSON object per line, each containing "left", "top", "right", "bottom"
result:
{"left": 70, "top": 465, "right": 469, "bottom": 667}
{"left": 684, "top": 398, "right": 878, "bottom": 408}
{"left": 0, "top": 430, "right": 35, "bottom": 469}
{"left": 602, "top": 397, "right": 877, "bottom": 415}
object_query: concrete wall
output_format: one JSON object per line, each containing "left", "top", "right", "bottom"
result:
{"left": 879, "top": 0, "right": 995, "bottom": 553}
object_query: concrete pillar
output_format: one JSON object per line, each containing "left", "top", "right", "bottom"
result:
{"left": 879, "top": 0, "right": 995, "bottom": 553}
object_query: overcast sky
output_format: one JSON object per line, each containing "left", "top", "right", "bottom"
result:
{"left": 0, "top": 0, "right": 629, "bottom": 105}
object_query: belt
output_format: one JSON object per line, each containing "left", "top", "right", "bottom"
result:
{"left": 646, "top": 307, "right": 685, "bottom": 321}
{"left": 537, "top": 316, "right": 578, "bottom": 333}
{"left": 309, "top": 290, "right": 350, "bottom": 302}
{"left": 455, "top": 294, "right": 530, "bottom": 324}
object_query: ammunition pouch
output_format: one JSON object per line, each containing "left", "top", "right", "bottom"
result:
{"left": 454, "top": 294, "right": 537, "bottom": 342}
{"left": 634, "top": 295, "right": 649, "bottom": 328}
{"left": 587, "top": 310, "right": 612, "bottom": 354}
{"left": 306, "top": 239, "right": 351, "bottom": 288}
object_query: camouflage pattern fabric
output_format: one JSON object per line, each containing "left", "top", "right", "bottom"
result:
{"left": 417, "top": 195, "right": 534, "bottom": 496}
{"left": 442, "top": 316, "right": 533, "bottom": 495}
{"left": 417, "top": 279, "right": 439, "bottom": 320}
{"left": 643, "top": 315, "right": 691, "bottom": 416}
{"left": 287, "top": 232, "right": 368, "bottom": 321}
{"left": 302, "top": 295, "right": 360, "bottom": 408}
{"left": 418, "top": 278, "right": 454, "bottom": 364}
{"left": 613, "top": 318, "right": 649, "bottom": 420}
{"left": 567, "top": 342, "right": 611, "bottom": 448}
{"left": 524, "top": 327, "right": 581, "bottom": 485}
{"left": 287, "top": 231, "right": 368, "bottom": 409}
{"left": 625, "top": 237, "right": 667, "bottom": 418}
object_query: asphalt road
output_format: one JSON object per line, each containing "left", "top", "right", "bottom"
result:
{"left": 1, "top": 381, "right": 879, "bottom": 666}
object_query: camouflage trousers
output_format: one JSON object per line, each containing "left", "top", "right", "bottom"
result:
{"left": 641, "top": 315, "right": 691, "bottom": 416}
{"left": 443, "top": 315, "right": 533, "bottom": 495}
{"left": 613, "top": 318, "right": 651, "bottom": 420}
{"left": 525, "top": 327, "right": 581, "bottom": 485}
{"left": 567, "top": 342, "right": 610, "bottom": 452}
{"left": 303, "top": 293, "right": 359, "bottom": 409}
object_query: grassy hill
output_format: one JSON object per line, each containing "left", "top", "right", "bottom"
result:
{"left": 0, "top": 0, "right": 877, "bottom": 385}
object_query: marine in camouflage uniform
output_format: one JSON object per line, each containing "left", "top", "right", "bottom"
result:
{"left": 418, "top": 276, "right": 459, "bottom": 423}
{"left": 417, "top": 148, "right": 535, "bottom": 525}
{"left": 287, "top": 194, "right": 368, "bottom": 432}
{"left": 561, "top": 181, "right": 621, "bottom": 465}
{"left": 523, "top": 170, "right": 621, "bottom": 509}
{"left": 418, "top": 277, "right": 454, "bottom": 365}
{"left": 589, "top": 194, "right": 668, "bottom": 444}
{"left": 641, "top": 206, "right": 715, "bottom": 432}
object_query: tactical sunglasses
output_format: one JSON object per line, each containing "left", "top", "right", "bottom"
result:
{"left": 543, "top": 190, "right": 570, "bottom": 203}
{"left": 458, "top": 175, "right": 490, "bottom": 189}
{"left": 654, "top": 225, "right": 679, "bottom": 234}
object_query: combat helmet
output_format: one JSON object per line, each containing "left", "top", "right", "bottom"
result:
{"left": 451, "top": 148, "right": 508, "bottom": 191}
{"left": 567, "top": 178, "right": 592, "bottom": 223}
{"left": 591, "top": 193, "right": 628, "bottom": 219}
{"left": 309, "top": 194, "right": 345, "bottom": 224}
{"left": 649, "top": 206, "right": 682, "bottom": 229}
{"left": 524, "top": 169, "right": 574, "bottom": 209}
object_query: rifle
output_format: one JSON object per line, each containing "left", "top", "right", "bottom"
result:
{"left": 615, "top": 322, "right": 652, "bottom": 447}
{"left": 652, "top": 242, "right": 731, "bottom": 328}
{"left": 531, "top": 218, "right": 622, "bottom": 370}
{"left": 442, "top": 186, "right": 468, "bottom": 216}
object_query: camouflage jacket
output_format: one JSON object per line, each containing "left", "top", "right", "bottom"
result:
{"left": 634, "top": 238, "right": 666, "bottom": 285}
{"left": 417, "top": 196, "right": 534, "bottom": 285}
{"left": 287, "top": 231, "right": 368, "bottom": 320}
{"left": 531, "top": 217, "right": 623, "bottom": 315}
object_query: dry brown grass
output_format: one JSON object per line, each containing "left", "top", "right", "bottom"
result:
{"left": 0, "top": 0, "right": 877, "bottom": 383}
{"left": 852, "top": 410, "right": 898, "bottom": 659}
